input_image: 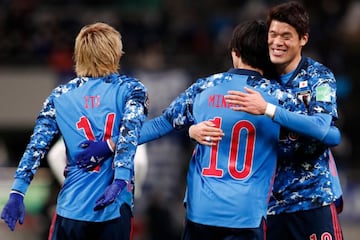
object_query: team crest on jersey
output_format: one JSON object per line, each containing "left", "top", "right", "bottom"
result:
{"left": 296, "top": 90, "right": 311, "bottom": 106}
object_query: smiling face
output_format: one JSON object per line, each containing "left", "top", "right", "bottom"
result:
{"left": 268, "top": 20, "right": 308, "bottom": 75}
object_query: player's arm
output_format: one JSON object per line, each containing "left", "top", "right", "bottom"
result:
{"left": 139, "top": 77, "right": 211, "bottom": 143}
{"left": 224, "top": 87, "right": 340, "bottom": 146}
{"left": 113, "top": 83, "right": 148, "bottom": 181}
{"left": 137, "top": 93, "right": 195, "bottom": 143}
{"left": 93, "top": 81, "right": 148, "bottom": 211}
{"left": 138, "top": 89, "right": 196, "bottom": 144}
{"left": 2, "top": 93, "right": 60, "bottom": 231}
{"left": 270, "top": 107, "right": 340, "bottom": 146}
{"left": 189, "top": 114, "right": 340, "bottom": 147}
{"left": 11, "top": 95, "right": 60, "bottom": 195}
{"left": 138, "top": 115, "right": 173, "bottom": 144}
{"left": 76, "top": 76, "right": 209, "bottom": 169}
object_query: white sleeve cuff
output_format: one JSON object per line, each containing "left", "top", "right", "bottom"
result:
{"left": 10, "top": 190, "right": 25, "bottom": 197}
{"left": 264, "top": 103, "right": 276, "bottom": 119}
{"left": 106, "top": 139, "right": 114, "bottom": 152}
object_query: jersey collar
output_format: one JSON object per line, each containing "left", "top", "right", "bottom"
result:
{"left": 227, "top": 68, "right": 263, "bottom": 77}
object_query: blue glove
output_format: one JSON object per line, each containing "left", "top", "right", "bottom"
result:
{"left": 94, "top": 179, "right": 127, "bottom": 211}
{"left": 1, "top": 192, "right": 25, "bottom": 231}
{"left": 76, "top": 140, "right": 113, "bottom": 171}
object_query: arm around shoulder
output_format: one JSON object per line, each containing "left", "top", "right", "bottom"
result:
{"left": 273, "top": 107, "right": 340, "bottom": 146}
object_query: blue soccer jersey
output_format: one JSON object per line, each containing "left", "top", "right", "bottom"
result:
{"left": 11, "top": 73, "right": 148, "bottom": 222}
{"left": 140, "top": 68, "right": 303, "bottom": 228}
{"left": 186, "top": 71, "right": 280, "bottom": 228}
{"left": 268, "top": 57, "right": 341, "bottom": 215}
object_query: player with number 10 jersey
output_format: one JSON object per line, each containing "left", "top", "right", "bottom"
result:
{"left": 139, "top": 68, "right": 302, "bottom": 228}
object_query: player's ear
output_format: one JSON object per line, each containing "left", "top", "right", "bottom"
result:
{"left": 300, "top": 33, "right": 308, "bottom": 47}
{"left": 231, "top": 49, "right": 240, "bottom": 57}
{"left": 231, "top": 50, "right": 240, "bottom": 68}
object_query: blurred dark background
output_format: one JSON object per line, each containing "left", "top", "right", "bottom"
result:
{"left": 0, "top": 0, "right": 359, "bottom": 239}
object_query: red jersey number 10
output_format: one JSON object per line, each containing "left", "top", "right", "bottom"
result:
{"left": 202, "top": 117, "right": 255, "bottom": 180}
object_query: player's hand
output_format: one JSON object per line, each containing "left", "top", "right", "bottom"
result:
{"left": 225, "top": 87, "right": 267, "bottom": 114}
{"left": 76, "top": 140, "right": 114, "bottom": 171}
{"left": 94, "top": 179, "right": 127, "bottom": 211}
{"left": 189, "top": 121, "right": 224, "bottom": 146}
{"left": 1, "top": 191, "right": 25, "bottom": 231}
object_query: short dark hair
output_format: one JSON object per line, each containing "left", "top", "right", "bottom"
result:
{"left": 228, "top": 20, "right": 270, "bottom": 71}
{"left": 267, "top": 1, "right": 310, "bottom": 38}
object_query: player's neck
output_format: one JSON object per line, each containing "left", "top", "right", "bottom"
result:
{"left": 237, "top": 63, "right": 263, "bottom": 75}
{"left": 232, "top": 55, "right": 263, "bottom": 75}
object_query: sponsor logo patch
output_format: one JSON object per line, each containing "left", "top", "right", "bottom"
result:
{"left": 315, "top": 84, "right": 331, "bottom": 102}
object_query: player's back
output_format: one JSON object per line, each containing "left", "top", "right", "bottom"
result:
{"left": 53, "top": 74, "right": 140, "bottom": 221}
{"left": 186, "top": 71, "right": 280, "bottom": 228}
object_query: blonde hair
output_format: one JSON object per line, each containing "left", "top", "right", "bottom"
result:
{"left": 74, "top": 22, "right": 124, "bottom": 77}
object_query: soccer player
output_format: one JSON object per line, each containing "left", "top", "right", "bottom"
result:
{"left": 0, "top": 22, "right": 148, "bottom": 240}
{"left": 191, "top": 1, "right": 344, "bottom": 239}
{"left": 142, "top": 19, "right": 284, "bottom": 240}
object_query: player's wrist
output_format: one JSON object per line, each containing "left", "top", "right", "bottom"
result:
{"left": 264, "top": 103, "right": 276, "bottom": 119}
{"left": 106, "top": 139, "right": 115, "bottom": 152}
{"left": 188, "top": 125, "right": 196, "bottom": 141}
{"left": 10, "top": 190, "right": 24, "bottom": 198}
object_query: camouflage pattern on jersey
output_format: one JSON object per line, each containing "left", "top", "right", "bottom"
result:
{"left": 162, "top": 68, "right": 304, "bottom": 130}
{"left": 14, "top": 74, "right": 148, "bottom": 193}
{"left": 268, "top": 57, "right": 339, "bottom": 214}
